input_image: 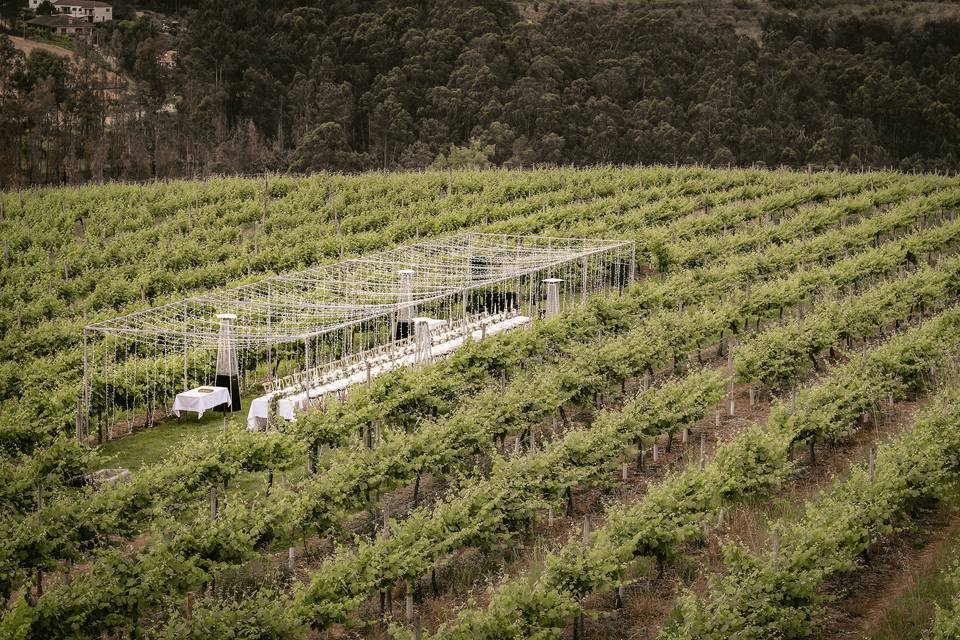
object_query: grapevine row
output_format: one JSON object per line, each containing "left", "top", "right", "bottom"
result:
{"left": 736, "top": 255, "right": 960, "bottom": 390}
{"left": 0, "top": 429, "right": 299, "bottom": 600}
{"left": 425, "top": 304, "right": 960, "bottom": 640}
{"left": 663, "top": 385, "right": 960, "bottom": 639}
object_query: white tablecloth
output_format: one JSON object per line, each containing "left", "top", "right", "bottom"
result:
{"left": 246, "top": 315, "right": 531, "bottom": 430}
{"left": 247, "top": 395, "right": 299, "bottom": 430}
{"left": 173, "top": 386, "right": 231, "bottom": 419}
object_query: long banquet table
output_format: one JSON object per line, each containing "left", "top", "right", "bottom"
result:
{"left": 247, "top": 314, "right": 530, "bottom": 430}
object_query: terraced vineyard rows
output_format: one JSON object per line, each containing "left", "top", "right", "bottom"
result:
{"left": 3, "top": 168, "right": 960, "bottom": 640}
{"left": 2, "top": 174, "right": 902, "bottom": 600}
{"left": 424, "top": 298, "right": 960, "bottom": 640}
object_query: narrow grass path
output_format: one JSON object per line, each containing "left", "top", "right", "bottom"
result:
{"left": 835, "top": 500, "right": 960, "bottom": 640}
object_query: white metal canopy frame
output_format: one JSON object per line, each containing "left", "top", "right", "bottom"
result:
{"left": 79, "top": 233, "right": 636, "bottom": 441}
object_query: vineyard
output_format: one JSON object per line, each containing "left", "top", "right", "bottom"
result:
{"left": 3, "top": 166, "right": 960, "bottom": 639}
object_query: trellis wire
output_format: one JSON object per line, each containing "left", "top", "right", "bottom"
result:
{"left": 80, "top": 233, "right": 634, "bottom": 438}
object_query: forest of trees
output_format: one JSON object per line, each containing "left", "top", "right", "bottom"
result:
{"left": 1, "top": 0, "right": 960, "bottom": 186}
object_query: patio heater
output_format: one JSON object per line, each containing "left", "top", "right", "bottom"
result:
{"left": 543, "top": 278, "right": 563, "bottom": 319}
{"left": 215, "top": 313, "right": 241, "bottom": 411}
{"left": 395, "top": 269, "right": 416, "bottom": 340}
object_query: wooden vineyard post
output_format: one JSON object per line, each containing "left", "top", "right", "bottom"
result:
{"left": 186, "top": 591, "right": 194, "bottom": 621}
{"left": 414, "top": 613, "right": 422, "bottom": 640}
{"left": 405, "top": 580, "right": 414, "bottom": 623}
{"left": 287, "top": 546, "right": 296, "bottom": 575}
{"left": 727, "top": 336, "right": 735, "bottom": 416}
{"left": 652, "top": 442, "right": 658, "bottom": 463}
{"left": 699, "top": 433, "right": 706, "bottom": 471}
{"left": 381, "top": 510, "right": 391, "bottom": 619}
{"left": 75, "top": 398, "right": 82, "bottom": 442}
{"left": 574, "top": 516, "right": 590, "bottom": 638}
{"left": 209, "top": 487, "right": 218, "bottom": 521}
{"left": 772, "top": 528, "right": 781, "bottom": 569}
{"left": 869, "top": 445, "right": 876, "bottom": 483}
{"left": 621, "top": 461, "right": 629, "bottom": 482}
{"left": 308, "top": 443, "right": 317, "bottom": 474}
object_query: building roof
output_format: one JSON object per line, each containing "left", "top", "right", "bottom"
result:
{"left": 28, "top": 14, "right": 95, "bottom": 27}
{"left": 53, "top": 0, "right": 112, "bottom": 8}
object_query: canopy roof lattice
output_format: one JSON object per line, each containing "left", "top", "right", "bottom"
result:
{"left": 85, "top": 233, "right": 635, "bottom": 350}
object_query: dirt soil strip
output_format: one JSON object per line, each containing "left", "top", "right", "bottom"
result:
{"left": 9, "top": 35, "right": 74, "bottom": 58}
{"left": 823, "top": 504, "right": 960, "bottom": 639}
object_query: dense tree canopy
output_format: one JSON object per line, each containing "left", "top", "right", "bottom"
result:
{"left": 2, "top": 0, "right": 960, "bottom": 185}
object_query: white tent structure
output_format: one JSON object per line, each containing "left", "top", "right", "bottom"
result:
{"left": 80, "top": 233, "right": 635, "bottom": 439}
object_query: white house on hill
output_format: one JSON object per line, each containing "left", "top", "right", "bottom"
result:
{"left": 28, "top": 0, "right": 113, "bottom": 23}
